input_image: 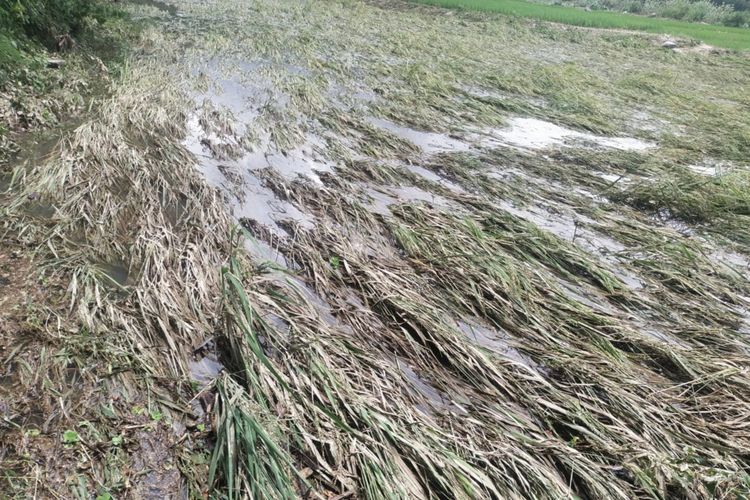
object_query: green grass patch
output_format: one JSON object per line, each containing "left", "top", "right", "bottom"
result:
{"left": 411, "top": 0, "right": 750, "bottom": 50}
{"left": 0, "top": 0, "right": 128, "bottom": 85}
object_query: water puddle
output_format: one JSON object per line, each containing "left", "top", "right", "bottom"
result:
{"left": 486, "top": 167, "right": 528, "bottom": 182}
{"left": 740, "top": 311, "right": 750, "bottom": 335}
{"left": 497, "top": 199, "right": 629, "bottom": 268}
{"left": 185, "top": 111, "right": 247, "bottom": 162}
{"left": 576, "top": 229, "right": 626, "bottom": 256}
{"left": 260, "top": 137, "right": 334, "bottom": 185}
{"left": 367, "top": 117, "right": 470, "bottom": 155}
{"left": 455, "top": 318, "right": 540, "bottom": 372}
{"left": 282, "top": 275, "right": 339, "bottom": 327}
{"left": 717, "top": 250, "right": 749, "bottom": 269}
{"left": 234, "top": 173, "right": 314, "bottom": 235}
{"left": 361, "top": 184, "right": 453, "bottom": 216}
{"left": 594, "top": 171, "right": 627, "bottom": 184}
{"left": 183, "top": 64, "right": 328, "bottom": 237}
{"left": 330, "top": 85, "right": 379, "bottom": 110}
{"left": 405, "top": 163, "right": 466, "bottom": 193}
{"left": 687, "top": 165, "right": 719, "bottom": 176}
{"left": 397, "top": 358, "right": 467, "bottom": 415}
{"left": 631, "top": 319, "right": 690, "bottom": 348}
{"left": 196, "top": 77, "right": 264, "bottom": 124}
{"left": 657, "top": 212, "right": 696, "bottom": 237}
{"left": 481, "top": 117, "right": 653, "bottom": 152}
{"left": 262, "top": 312, "right": 290, "bottom": 336}
{"left": 181, "top": 60, "right": 360, "bottom": 342}
{"left": 642, "top": 328, "right": 688, "bottom": 348}
{"left": 611, "top": 266, "right": 646, "bottom": 290}
{"left": 628, "top": 110, "right": 666, "bottom": 134}
{"left": 243, "top": 238, "right": 288, "bottom": 268}
{"left": 710, "top": 248, "right": 750, "bottom": 281}
{"left": 186, "top": 131, "right": 314, "bottom": 236}
{"left": 404, "top": 163, "right": 442, "bottom": 183}
{"left": 96, "top": 261, "right": 130, "bottom": 287}
{"left": 398, "top": 360, "right": 446, "bottom": 405}
{"left": 189, "top": 354, "right": 224, "bottom": 385}
{"left": 686, "top": 160, "right": 734, "bottom": 177}
{"left": 190, "top": 336, "right": 225, "bottom": 387}
{"left": 525, "top": 210, "right": 644, "bottom": 291}
{"left": 557, "top": 279, "right": 618, "bottom": 316}
{"left": 498, "top": 200, "right": 585, "bottom": 242}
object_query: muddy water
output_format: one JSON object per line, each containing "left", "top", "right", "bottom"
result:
{"left": 363, "top": 115, "right": 654, "bottom": 157}
{"left": 405, "top": 163, "right": 466, "bottom": 193}
{"left": 184, "top": 117, "right": 313, "bottom": 236}
{"left": 687, "top": 159, "right": 734, "bottom": 177}
{"left": 594, "top": 171, "right": 626, "bottom": 184}
{"left": 556, "top": 279, "right": 618, "bottom": 315}
{"left": 1, "top": 122, "right": 81, "bottom": 198}
{"left": 455, "top": 318, "right": 540, "bottom": 371}
{"left": 189, "top": 354, "right": 224, "bottom": 384}
{"left": 181, "top": 57, "right": 372, "bottom": 386}
{"left": 260, "top": 138, "right": 334, "bottom": 185}
{"left": 397, "top": 358, "right": 468, "bottom": 415}
{"left": 361, "top": 184, "right": 454, "bottom": 217}
{"left": 231, "top": 172, "right": 313, "bottom": 234}
{"left": 480, "top": 117, "right": 653, "bottom": 152}
{"left": 497, "top": 198, "right": 615, "bottom": 249}
{"left": 243, "top": 238, "right": 288, "bottom": 267}
{"left": 740, "top": 311, "right": 750, "bottom": 335}
{"left": 180, "top": 53, "right": 664, "bottom": 415}
{"left": 97, "top": 261, "right": 130, "bottom": 287}
{"left": 496, "top": 195, "right": 650, "bottom": 292}
{"left": 366, "top": 117, "right": 470, "bottom": 155}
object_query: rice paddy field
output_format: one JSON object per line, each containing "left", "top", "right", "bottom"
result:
{"left": 1, "top": 0, "right": 750, "bottom": 498}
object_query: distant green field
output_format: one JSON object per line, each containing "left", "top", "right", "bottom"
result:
{"left": 411, "top": 0, "right": 750, "bottom": 50}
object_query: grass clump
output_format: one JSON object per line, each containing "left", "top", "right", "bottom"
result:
{"left": 617, "top": 168, "right": 750, "bottom": 221}
{"left": 210, "top": 375, "right": 298, "bottom": 499}
{"left": 613, "top": 167, "right": 750, "bottom": 244}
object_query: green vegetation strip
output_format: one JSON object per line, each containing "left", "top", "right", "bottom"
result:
{"left": 411, "top": 0, "right": 750, "bottom": 49}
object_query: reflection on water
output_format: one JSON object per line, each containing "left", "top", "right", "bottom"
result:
{"left": 366, "top": 117, "right": 470, "bottom": 155}
{"left": 189, "top": 354, "right": 224, "bottom": 385}
{"left": 360, "top": 184, "right": 454, "bottom": 217}
{"left": 481, "top": 117, "right": 653, "bottom": 152}
{"left": 455, "top": 318, "right": 542, "bottom": 374}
